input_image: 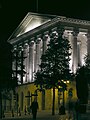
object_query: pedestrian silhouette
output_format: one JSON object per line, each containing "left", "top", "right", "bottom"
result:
{"left": 31, "top": 98, "right": 39, "bottom": 120}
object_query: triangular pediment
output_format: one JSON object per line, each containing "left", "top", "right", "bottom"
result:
{"left": 8, "top": 12, "right": 56, "bottom": 40}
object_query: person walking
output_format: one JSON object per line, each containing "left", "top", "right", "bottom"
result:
{"left": 31, "top": 98, "right": 39, "bottom": 120}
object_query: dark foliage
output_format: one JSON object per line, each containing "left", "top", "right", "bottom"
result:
{"left": 34, "top": 28, "right": 73, "bottom": 115}
{"left": 34, "top": 28, "right": 73, "bottom": 90}
{"left": 0, "top": 40, "right": 17, "bottom": 90}
{"left": 75, "top": 66, "right": 88, "bottom": 104}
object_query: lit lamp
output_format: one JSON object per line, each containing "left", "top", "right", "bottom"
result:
{"left": 58, "top": 80, "right": 66, "bottom": 115}
{"left": 58, "top": 82, "right": 61, "bottom": 115}
{"left": 58, "top": 81, "right": 63, "bottom": 115}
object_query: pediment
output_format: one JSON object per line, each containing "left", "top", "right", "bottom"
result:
{"left": 8, "top": 12, "right": 54, "bottom": 40}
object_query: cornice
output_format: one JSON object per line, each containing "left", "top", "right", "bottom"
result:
{"left": 8, "top": 16, "right": 90, "bottom": 45}
{"left": 58, "top": 17, "right": 90, "bottom": 26}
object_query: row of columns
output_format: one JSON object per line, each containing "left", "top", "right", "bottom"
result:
{"left": 12, "top": 28, "right": 90, "bottom": 83}
{"left": 12, "top": 34, "right": 50, "bottom": 83}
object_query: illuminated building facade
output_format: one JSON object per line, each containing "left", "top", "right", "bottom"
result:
{"left": 4, "top": 12, "right": 90, "bottom": 113}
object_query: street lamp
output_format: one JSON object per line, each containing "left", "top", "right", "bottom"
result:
{"left": 58, "top": 81, "right": 65, "bottom": 115}
{"left": 58, "top": 80, "right": 69, "bottom": 115}
{"left": 58, "top": 85, "right": 62, "bottom": 114}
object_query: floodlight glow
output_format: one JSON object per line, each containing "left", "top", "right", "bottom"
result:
{"left": 25, "top": 20, "right": 41, "bottom": 33}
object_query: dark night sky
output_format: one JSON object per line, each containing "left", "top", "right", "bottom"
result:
{"left": 0, "top": 0, "right": 90, "bottom": 42}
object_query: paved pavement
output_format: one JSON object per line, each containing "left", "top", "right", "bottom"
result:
{"left": 0, "top": 110, "right": 69, "bottom": 120}
{"left": 0, "top": 110, "right": 90, "bottom": 120}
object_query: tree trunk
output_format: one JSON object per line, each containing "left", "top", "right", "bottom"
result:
{"left": 52, "top": 87, "right": 55, "bottom": 115}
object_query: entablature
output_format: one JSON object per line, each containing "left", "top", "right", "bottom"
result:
{"left": 8, "top": 13, "right": 90, "bottom": 45}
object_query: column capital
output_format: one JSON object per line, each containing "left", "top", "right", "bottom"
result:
{"left": 50, "top": 31, "right": 58, "bottom": 38}
{"left": 43, "top": 34, "right": 49, "bottom": 41}
{"left": 29, "top": 41, "right": 34, "bottom": 47}
{"left": 72, "top": 28, "right": 79, "bottom": 37}
{"left": 23, "top": 43, "right": 29, "bottom": 49}
{"left": 18, "top": 45, "right": 23, "bottom": 51}
{"left": 13, "top": 46, "right": 17, "bottom": 51}
{"left": 36, "top": 37, "right": 42, "bottom": 44}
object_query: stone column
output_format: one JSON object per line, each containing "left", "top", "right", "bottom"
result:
{"left": 43, "top": 34, "right": 49, "bottom": 54}
{"left": 72, "top": 29, "right": 79, "bottom": 73}
{"left": 67, "top": 31, "right": 73, "bottom": 72}
{"left": 29, "top": 40, "right": 35, "bottom": 82}
{"left": 77, "top": 41, "right": 82, "bottom": 67}
{"left": 86, "top": 31, "right": 90, "bottom": 58}
{"left": 23, "top": 43, "right": 29, "bottom": 83}
{"left": 35, "top": 38, "right": 42, "bottom": 72}
{"left": 18, "top": 45, "right": 24, "bottom": 84}
{"left": 12, "top": 47, "right": 17, "bottom": 79}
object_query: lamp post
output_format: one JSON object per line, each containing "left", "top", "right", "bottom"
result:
{"left": 58, "top": 85, "right": 66, "bottom": 115}
{"left": 58, "top": 80, "right": 68, "bottom": 115}
{"left": 58, "top": 85, "right": 61, "bottom": 114}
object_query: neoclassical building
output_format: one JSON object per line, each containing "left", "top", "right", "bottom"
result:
{"left": 4, "top": 12, "right": 90, "bottom": 114}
